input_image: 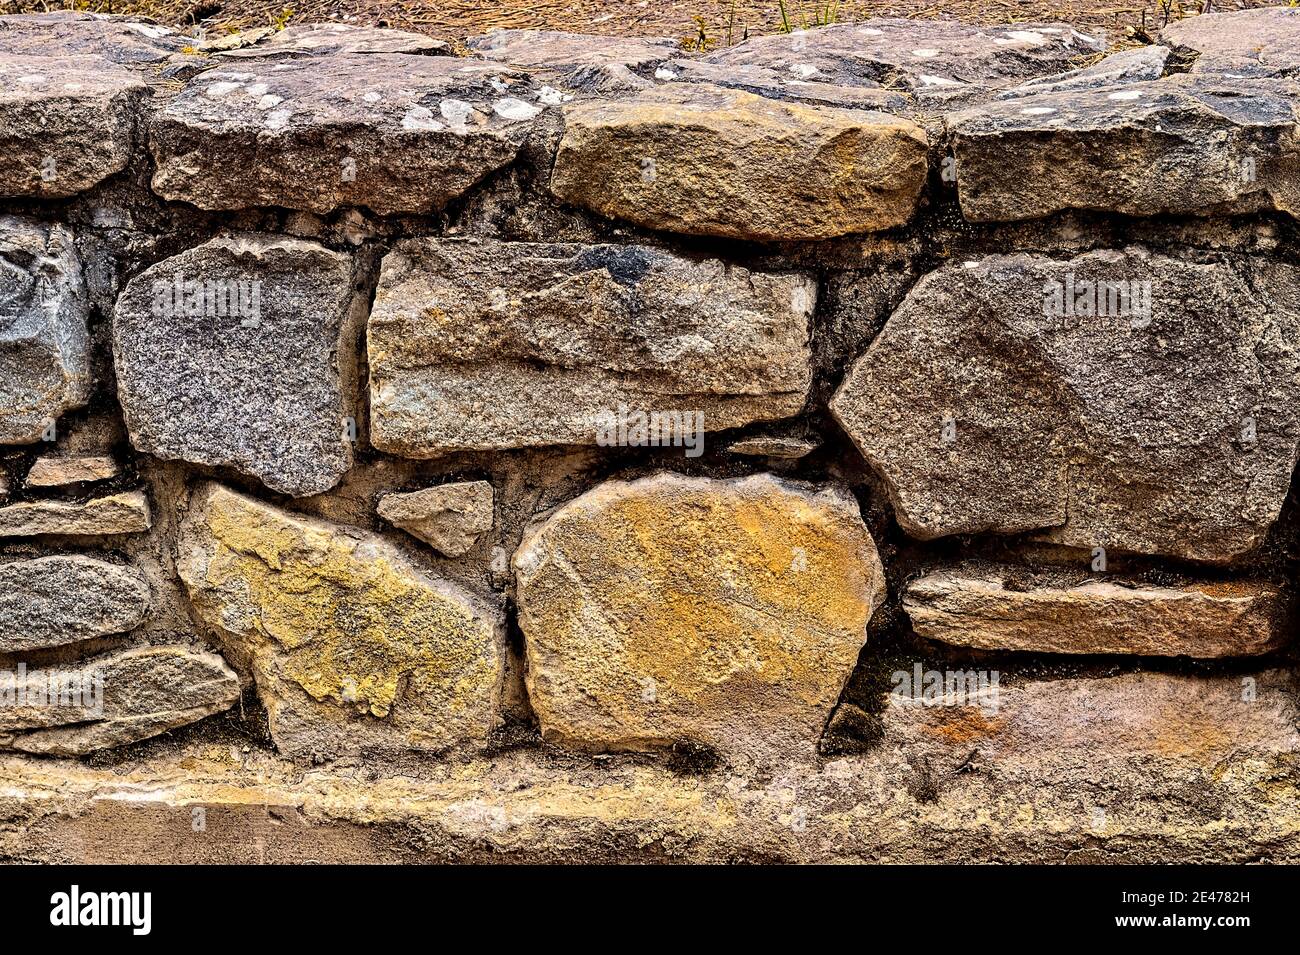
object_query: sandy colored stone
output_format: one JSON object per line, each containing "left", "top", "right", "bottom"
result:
{"left": 904, "top": 565, "right": 1285, "bottom": 657}
{"left": 0, "top": 491, "right": 150, "bottom": 538}
{"left": 149, "top": 54, "right": 542, "bottom": 216}
{"left": 550, "top": 83, "right": 927, "bottom": 241}
{"left": 368, "top": 239, "right": 814, "bottom": 455}
{"left": 0, "top": 645, "right": 240, "bottom": 756}
{"left": 378, "top": 481, "right": 494, "bottom": 557}
{"left": 948, "top": 74, "right": 1300, "bottom": 223}
{"left": 25, "top": 454, "right": 119, "bottom": 488}
{"left": 514, "top": 472, "right": 885, "bottom": 766}
{"left": 112, "top": 234, "right": 356, "bottom": 497}
{"left": 727, "top": 436, "right": 819, "bottom": 459}
{"left": 0, "top": 54, "right": 145, "bottom": 198}
{"left": 4, "top": 666, "right": 1296, "bottom": 862}
{"left": 177, "top": 483, "right": 504, "bottom": 760}
{"left": 888, "top": 671, "right": 1299, "bottom": 770}
{"left": 831, "top": 250, "right": 1300, "bottom": 563}
{"left": 0, "top": 556, "right": 150, "bottom": 653}
{"left": 0, "top": 216, "right": 90, "bottom": 444}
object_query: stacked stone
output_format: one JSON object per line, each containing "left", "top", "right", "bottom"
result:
{"left": 2, "top": 8, "right": 1299, "bottom": 861}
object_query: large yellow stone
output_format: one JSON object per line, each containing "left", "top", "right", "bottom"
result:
{"left": 550, "top": 83, "right": 928, "bottom": 241}
{"left": 177, "top": 482, "right": 504, "bottom": 759}
{"left": 513, "top": 472, "right": 886, "bottom": 766}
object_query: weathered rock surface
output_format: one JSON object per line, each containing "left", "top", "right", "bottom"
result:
{"left": 149, "top": 54, "right": 542, "bottom": 216}
{"left": 550, "top": 84, "right": 927, "bottom": 241}
{"left": 727, "top": 436, "right": 819, "bottom": 459}
{"left": 888, "top": 670, "right": 1300, "bottom": 771}
{"left": 513, "top": 473, "right": 885, "bottom": 765}
{"left": 467, "top": 29, "right": 678, "bottom": 92}
{"left": 378, "top": 481, "right": 494, "bottom": 557}
{"left": 0, "top": 645, "right": 240, "bottom": 756}
{"left": 659, "top": 58, "right": 907, "bottom": 111}
{"left": 702, "top": 18, "right": 1106, "bottom": 100}
{"left": 904, "top": 565, "right": 1285, "bottom": 657}
{"left": 949, "top": 74, "right": 1300, "bottom": 222}
{"left": 0, "top": 217, "right": 90, "bottom": 443}
{"left": 178, "top": 483, "right": 504, "bottom": 759}
{"left": 1160, "top": 7, "right": 1300, "bottom": 78}
{"left": 0, "top": 491, "right": 150, "bottom": 538}
{"left": 0, "top": 54, "right": 146, "bottom": 198}
{"left": 0, "top": 556, "right": 150, "bottom": 652}
{"left": 213, "top": 22, "right": 449, "bottom": 58}
{"left": 831, "top": 250, "right": 1300, "bottom": 563}
{"left": 25, "top": 454, "right": 119, "bottom": 488}
{"left": 368, "top": 239, "right": 814, "bottom": 455}
{"left": 113, "top": 234, "right": 356, "bottom": 497}
{"left": 0, "top": 12, "right": 184, "bottom": 64}
{"left": 994, "top": 45, "right": 1168, "bottom": 99}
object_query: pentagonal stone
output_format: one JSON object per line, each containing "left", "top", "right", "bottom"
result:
{"left": 831, "top": 250, "right": 1300, "bottom": 564}
{"left": 368, "top": 239, "right": 814, "bottom": 456}
{"left": 550, "top": 83, "right": 927, "bottom": 241}
{"left": 149, "top": 54, "right": 543, "bottom": 216}
{"left": 0, "top": 216, "right": 89, "bottom": 443}
{"left": 513, "top": 473, "right": 886, "bottom": 767}
{"left": 112, "top": 234, "right": 356, "bottom": 497}
{"left": 177, "top": 482, "right": 505, "bottom": 760}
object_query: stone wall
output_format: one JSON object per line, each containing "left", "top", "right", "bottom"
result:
{"left": 1, "top": 8, "right": 1299, "bottom": 863}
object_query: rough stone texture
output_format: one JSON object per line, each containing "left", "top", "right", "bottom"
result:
{"left": 0, "top": 216, "right": 90, "bottom": 443}
{"left": 995, "top": 46, "right": 1168, "bottom": 99}
{"left": 660, "top": 58, "right": 908, "bottom": 111}
{"left": 727, "top": 436, "right": 819, "bottom": 459}
{"left": 0, "top": 491, "right": 150, "bottom": 538}
{"left": 378, "top": 481, "right": 495, "bottom": 557}
{"left": 25, "top": 454, "right": 119, "bottom": 487}
{"left": 702, "top": 18, "right": 1106, "bottom": 101}
{"left": 5, "top": 668, "right": 1294, "bottom": 863}
{"left": 0, "top": 12, "right": 184, "bottom": 64}
{"left": 831, "top": 250, "right": 1300, "bottom": 563}
{"left": 904, "top": 564, "right": 1286, "bottom": 657}
{"left": 112, "top": 234, "right": 356, "bottom": 497}
{"left": 0, "top": 54, "right": 146, "bottom": 198}
{"left": 0, "top": 645, "right": 240, "bottom": 756}
{"left": 149, "top": 54, "right": 542, "bottom": 216}
{"left": 887, "top": 669, "right": 1300, "bottom": 782}
{"left": 550, "top": 83, "right": 928, "bottom": 241}
{"left": 514, "top": 473, "right": 885, "bottom": 766}
{"left": 0, "top": 555, "right": 151, "bottom": 652}
{"left": 949, "top": 74, "right": 1300, "bottom": 223}
{"left": 1160, "top": 7, "right": 1300, "bottom": 78}
{"left": 368, "top": 239, "right": 814, "bottom": 455}
{"left": 213, "top": 22, "right": 449, "bottom": 58}
{"left": 467, "top": 29, "right": 678, "bottom": 92}
{"left": 177, "top": 483, "right": 505, "bottom": 760}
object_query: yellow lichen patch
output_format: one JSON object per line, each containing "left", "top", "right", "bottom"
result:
{"left": 179, "top": 483, "right": 502, "bottom": 758}
{"left": 514, "top": 472, "right": 885, "bottom": 765}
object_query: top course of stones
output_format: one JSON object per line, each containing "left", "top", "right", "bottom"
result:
{"left": 0, "top": 8, "right": 1297, "bottom": 233}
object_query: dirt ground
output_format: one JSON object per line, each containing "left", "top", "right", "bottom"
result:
{"left": 0, "top": 0, "right": 1274, "bottom": 48}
